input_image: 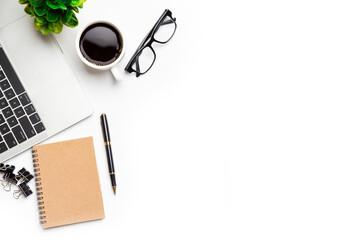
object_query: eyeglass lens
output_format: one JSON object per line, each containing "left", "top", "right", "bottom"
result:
{"left": 131, "top": 15, "right": 176, "bottom": 74}
{"left": 154, "top": 16, "right": 176, "bottom": 43}
{"left": 135, "top": 47, "right": 156, "bottom": 74}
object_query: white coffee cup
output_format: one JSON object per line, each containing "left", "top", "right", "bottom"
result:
{"left": 76, "top": 20, "right": 125, "bottom": 81}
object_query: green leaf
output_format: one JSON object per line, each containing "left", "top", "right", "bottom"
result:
{"left": 78, "top": 3, "right": 83, "bottom": 8}
{"left": 46, "top": 9, "right": 59, "bottom": 22}
{"left": 19, "top": 0, "right": 30, "bottom": 5}
{"left": 71, "top": 6, "right": 79, "bottom": 13}
{"left": 70, "top": 0, "right": 81, "bottom": 6}
{"left": 64, "top": 12, "right": 78, "bottom": 28}
{"left": 36, "top": 16, "right": 47, "bottom": 24}
{"left": 46, "top": 0, "right": 66, "bottom": 10}
{"left": 29, "top": 0, "right": 45, "bottom": 7}
{"left": 34, "top": 5, "right": 48, "bottom": 16}
{"left": 24, "top": 4, "right": 32, "bottom": 15}
{"left": 34, "top": 18, "right": 51, "bottom": 34}
{"left": 61, "top": 9, "right": 72, "bottom": 23}
{"left": 58, "top": 0, "right": 71, "bottom": 5}
{"left": 46, "top": 0, "right": 58, "bottom": 9}
{"left": 40, "top": 24, "right": 51, "bottom": 34}
{"left": 50, "top": 20, "right": 63, "bottom": 34}
{"left": 29, "top": 6, "right": 36, "bottom": 16}
{"left": 34, "top": 18, "right": 42, "bottom": 31}
{"left": 81, "top": 0, "right": 86, "bottom": 3}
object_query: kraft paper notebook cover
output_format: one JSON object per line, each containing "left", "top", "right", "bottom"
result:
{"left": 32, "top": 137, "right": 105, "bottom": 229}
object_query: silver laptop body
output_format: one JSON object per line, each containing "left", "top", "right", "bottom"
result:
{"left": 0, "top": 0, "right": 93, "bottom": 162}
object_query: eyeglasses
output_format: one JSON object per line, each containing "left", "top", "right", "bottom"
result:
{"left": 125, "top": 9, "right": 177, "bottom": 77}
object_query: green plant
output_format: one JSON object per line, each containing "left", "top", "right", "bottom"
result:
{"left": 19, "top": 0, "right": 86, "bottom": 35}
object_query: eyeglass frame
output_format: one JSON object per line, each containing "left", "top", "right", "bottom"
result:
{"left": 124, "top": 9, "right": 177, "bottom": 77}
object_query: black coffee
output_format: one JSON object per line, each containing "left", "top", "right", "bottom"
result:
{"left": 79, "top": 23, "right": 123, "bottom": 66}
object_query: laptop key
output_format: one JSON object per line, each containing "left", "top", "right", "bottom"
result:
{"left": 0, "top": 98, "right": 8, "bottom": 109}
{"left": 2, "top": 107, "right": 13, "bottom": 118}
{"left": 0, "top": 134, "right": 2, "bottom": 142}
{"left": 0, "top": 70, "right": 5, "bottom": 81}
{"left": 0, "top": 142, "right": 7, "bottom": 153}
{"left": 24, "top": 104, "right": 35, "bottom": 115}
{"left": 4, "top": 89, "right": 15, "bottom": 100}
{"left": 14, "top": 107, "right": 25, "bottom": 118}
{"left": 19, "top": 116, "right": 36, "bottom": 138}
{"left": 0, "top": 90, "right": 3, "bottom": 98}
{"left": 34, "top": 122, "right": 45, "bottom": 134}
{"left": 7, "top": 116, "right": 17, "bottom": 127}
{"left": 9, "top": 98, "right": 20, "bottom": 109}
{"left": 12, "top": 125, "right": 27, "bottom": 143}
{"left": 0, "top": 123, "right": 10, "bottom": 134}
{"left": 0, "top": 80, "right": 10, "bottom": 91}
{"left": 3, "top": 132, "right": 17, "bottom": 148}
{"left": 29, "top": 113, "right": 40, "bottom": 124}
{"left": 18, "top": 93, "right": 30, "bottom": 106}
{"left": 0, "top": 114, "right": 4, "bottom": 124}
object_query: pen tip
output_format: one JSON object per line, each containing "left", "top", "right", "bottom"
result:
{"left": 113, "top": 186, "right": 116, "bottom": 195}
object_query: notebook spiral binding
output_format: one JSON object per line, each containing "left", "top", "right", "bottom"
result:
{"left": 32, "top": 149, "right": 46, "bottom": 225}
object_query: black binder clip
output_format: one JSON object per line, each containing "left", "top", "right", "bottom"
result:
{"left": 0, "top": 164, "right": 15, "bottom": 174}
{"left": 0, "top": 164, "right": 16, "bottom": 192}
{"left": 2, "top": 172, "right": 18, "bottom": 191}
{"left": 13, "top": 182, "right": 33, "bottom": 199}
{"left": 15, "top": 168, "right": 33, "bottom": 184}
{"left": 1, "top": 165, "right": 34, "bottom": 198}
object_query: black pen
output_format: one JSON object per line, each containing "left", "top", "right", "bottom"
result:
{"left": 100, "top": 113, "right": 117, "bottom": 195}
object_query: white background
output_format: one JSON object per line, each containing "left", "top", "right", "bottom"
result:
{"left": 1, "top": 0, "right": 360, "bottom": 239}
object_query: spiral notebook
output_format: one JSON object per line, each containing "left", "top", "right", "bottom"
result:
{"left": 32, "top": 137, "right": 105, "bottom": 229}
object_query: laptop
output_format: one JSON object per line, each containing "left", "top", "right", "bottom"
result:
{"left": 0, "top": 0, "right": 93, "bottom": 163}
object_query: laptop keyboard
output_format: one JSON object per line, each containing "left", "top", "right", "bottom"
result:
{"left": 0, "top": 47, "right": 45, "bottom": 154}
